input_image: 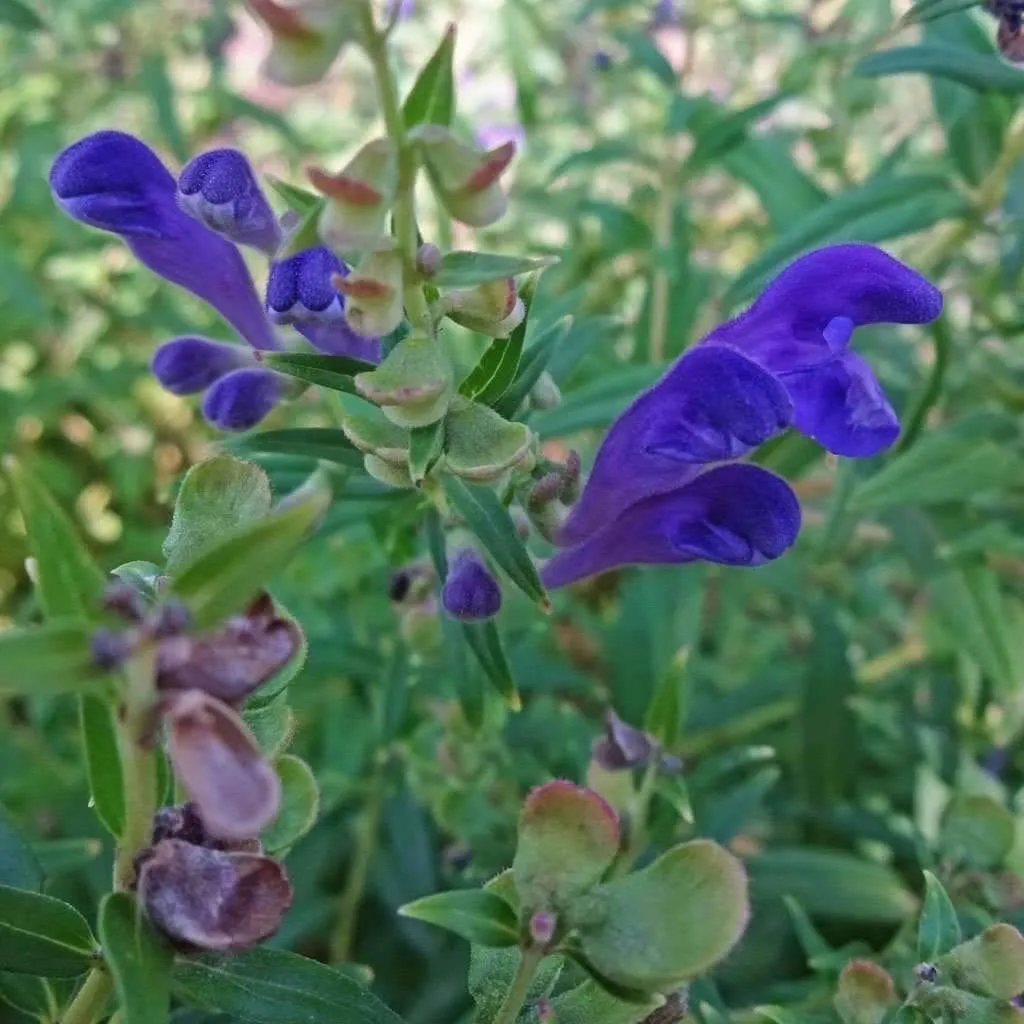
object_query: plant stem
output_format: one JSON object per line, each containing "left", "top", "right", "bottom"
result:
{"left": 492, "top": 947, "right": 543, "bottom": 1024}
{"left": 59, "top": 968, "right": 113, "bottom": 1024}
{"left": 330, "top": 760, "right": 386, "bottom": 962}
{"left": 112, "top": 649, "right": 158, "bottom": 892}
{"left": 647, "top": 161, "right": 675, "bottom": 365}
{"left": 612, "top": 758, "right": 661, "bottom": 878}
{"left": 361, "top": 7, "right": 431, "bottom": 331}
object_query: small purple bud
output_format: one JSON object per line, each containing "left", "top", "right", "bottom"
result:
{"left": 150, "top": 600, "right": 192, "bottom": 638}
{"left": 90, "top": 628, "right": 133, "bottom": 670}
{"left": 593, "top": 49, "right": 613, "bottom": 71}
{"left": 101, "top": 582, "right": 147, "bottom": 622}
{"left": 151, "top": 337, "right": 249, "bottom": 396}
{"left": 266, "top": 247, "right": 347, "bottom": 326}
{"left": 151, "top": 802, "right": 210, "bottom": 847}
{"left": 201, "top": 367, "right": 289, "bottom": 431}
{"left": 442, "top": 549, "right": 502, "bottom": 621}
{"left": 416, "top": 243, "right": 442, "bottom": 277}
{"left": 529, "top": 910, "right": 557, "bottom": 945}
{"left": 389, "top": 570, "right": 412, "bottom": 603}
{"left": 915, "top": 963, "right": 938, "bottom": 983}
{"left": 651, "top": 0, "right": 681, "bottom": 28}
{"left": 178, "top": 149, "right": 282, "bottom": 254}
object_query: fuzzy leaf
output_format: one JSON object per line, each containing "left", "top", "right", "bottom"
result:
{"left": 939, "top": 795, "right": 1016, "bottom": 869}
{"left": 261, "top": 755, "right": 319, "bottom": 855}
{"left": 937, "top": 924, "right": 1024, "bottom": 1000}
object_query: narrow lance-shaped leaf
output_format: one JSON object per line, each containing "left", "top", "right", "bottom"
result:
{"left": 0, "top": 623, "right": 109, "bottom": 699}
{"left": 434, "top": 252, "right": 557, "bottom": 288}
{"left": 855, "top": 46, "right": 1024, "bottom": 95}
{"left": 399, "top": 889, "right": 519, "bottom": 947}
{"left": 224, "top": 429, "right": 364, "bottom": 470}
{"left": 459, "top": 332, "right": 525, "bottom": 405}
{"left": 0, "top": 886, "right": 97, "bottom": 977}
{"left": 264, "top": 351, "right": 375, "bottom": 392}
{"left": 918, "top": 871, "right": 961, "bottom": 962}
{"left": 403, "top": 24, "right": 457, "bottom": 127}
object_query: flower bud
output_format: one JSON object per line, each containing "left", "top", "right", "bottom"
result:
{"left": 442, "top": 548, "right": 502, "bottom": 621}
{"left": 137, "top": 837, "right": 292, "bottom": 951}
{"left": 338, "top": 393, "right": 410, "bottom": 465}
{"left": 307, "top": 138, "right": 399, "bottom": 250}
{"left": 164, "top": 689, "right": 281, "bottom": 841}
{"left": 411, "top": 124, "right": 515, "bottom": 227}
{"left": 334, "top": 247, "right": 405, "bottom": 339}
{"left": 102, "top": 582, "right": 148, "bottom": 622}
{"left": 416, "top": 243, "right": 442, "bottom": 278}
{"left": 201, "top": 367, "right": 293, "bottom": 431}
{"left": 245, "top": 0, "right": 354, "bottom": 86}
{"left": 90, "top": 627, "right": 133, "bottom": 670}
{"left": 156, "top": 592, "right": 301, "bottom": 705}
{"left": 363, "top": 453, "right": 414, "bottom": 489}
{"left": 151, "top": 337, "right": 250, "bottom": 396}
{"left": 354, "top": 332, "right": 455, "bottom": 428}
{"left": 445, "top": 278, "right": 524, "bottom": 338}
{"left": 592, "top": 710, "right": 684, "bottom": 774}
{"left": 178, "top": 149, "right": 281, "bottom": 253}
{"left": 529, "top": 910, "right": 557, "bottom": 945}
{"left": 528, "top": 371, "right": 562, "bottom": 411}
{"left": 519, "top": 470, "right": 571, "bottom": 544}
{"left": 443, "top": 397, "right": 534, "bottom": 483}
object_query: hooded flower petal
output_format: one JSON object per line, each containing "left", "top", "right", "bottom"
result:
{"left": 201, "top": 367, "right": 290, "bottom": 431}
{"left": 138, "top": 838, "right": 292, "bottom": 951}
{"left": 151, "top": 336, "right": 251, "bottom": 395}
{"left": 50, "top": 131, "right": 278, "bottom": 350}
{"left": 704, "top": 244, "right": 942, "bottom": 456}
{"left": 178, "top": 148, "right": 282, "bottom": 253}
{"left": 267, "top": 247, "right": 382, "bottom": 362}
{"left": 558, "top": 346, "right": 792, "bottom": 548}
{"left": 164, "top": 689, "right": 281, "bottom": 841}
{"left": 442, "top": 548, "right": 503, "bottom": 621}
{"left": 541, "top": 464, "right": 801, "bottom": 590}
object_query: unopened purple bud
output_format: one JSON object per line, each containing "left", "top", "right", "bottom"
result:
{"left": 178, "top": 149, "right": 282, "bottom": 254}
{"left": 266, "top": 246, "right": 347, "bottom": 326}
{"left": 416, "top": 243, "right": 442, "bottom": 277}
{"left": 151, "top": 600, "right": 191, "bottom": 638}
{"left": 593, "top": 50, "right": 613, "bottom": 71}
{"left": 151, "top": 802, "right": 209, "bottom": 847}
{"left": 201, "top": 367, "right": 289, "bottom": 431}
{"left": 102, "top": 582, "right": 147, "bottom": 622}
{"left": 151, "top": 337, "right": 249, "bottom": 396}
{"left": 442, "top": 549, "right": 502, "bottom": 621}
{"left": 90, "top": 628, "right": 133, "bottom": 670}
{"left": 915, "top": 963, "right": 938, "bottom": 984}
{"left": 529, "top": 910, "right": 557, "bottom": 945}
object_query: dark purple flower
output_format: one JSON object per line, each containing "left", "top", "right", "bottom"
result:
{"left": 151, "top": 336, "right": 251, "bottom": 395}
{"left": 50, "top": 131, "right": 277, "bottom": 351}
{"left": 541, "top": 464, "right": 800, "bottom": 589}
{"left": 267, "top": 247, "right": 382, "bottom": 363}
{"left": 558, "top": 345, "right": 792, "bottom": 547}
{"left": 178, "top": 148, "right": 282, "bottom": 254}
{"left": 442, "top": 548, "right": 503, "bottom": 620}
{"left": 703, "top": 244, "right": 942, "bottom": 457}
{"left": 202, "top": 367, "right": 292, "bottom": 431}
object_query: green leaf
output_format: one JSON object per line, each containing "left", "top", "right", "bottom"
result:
{"left": 402, "top": 24, "right": 456, "bottom": 127}
{"left": 513, "top": 781, "right": 621, "bottom": 912}
{"left": 173, "top": 947, "right": 405, "bottom": 1024}
{"left": 265, "top": 176, "right": 321, "bottom": 213}
{"left": 0, "top": 0, "right": 45, "bottom": 30}
{"left": 433, "top": 252, "right": 557, "bottom": 288}
{"left": 0, "top": 622, "right": 109, "bottom": 698}
{"left": 493, "top": 316, "right": 571, "bottom": 419}
{"left": 937, "top": 924, "right": 1024, "bottom": 1000}
{"left": 0, "top": 886, "right": 96, "bottom": 977}
{"left": 644, "top": 649, "right": 689, "bottom": 749}
{"left": 748, "top": 848, "right": 916, "bottom": 924}
{"left": 4, "top": 458, "right": 105, "bottom": 622}
{"left": 918, "top": 871, "right": 961, "bottom": 961}
{"left": 399, "top": 889, "right": 519, "bottom": 947}
{"left": 619, "top": 29, "right": 676, "bottom": 85}
{"left": 458, "top": 332, "right": 525, "bottom": 405}
{"left": 574, "top": 841, "right": 749, "bottom": 993}
{"left": 243, "top": 692, "right": 295, "bottom": 758}
{"left": 855, "top": 45, "right": 1024, "bottom": 94}
{"left": 98, "top": 893, "right": 173, "bottom": 1024}
{"left": 0, "top": 974, "right": 57, "bottom": 1018}
{"left": 171, "top": 474, "right": 331, "bottom": 628}
{"left": 32, "top": 838, "right": 102, "bottom": 880}
{"left": 548, "top": 140, "right": 655, "bottom": 183}
{"left": 261, "top": 755, "right": 319, "bottom": 855}
{"left": 141, "top": 52, "right": 188, "bottom": 163}
{"left": 224, "top": 429, "right": 363, "bottom": 470}
{"left": 407, "top": 420, "right": 445, "bottom": 485}
{"left": 0, "top": 805, "right": 42, "bottom": 892}
{"left": 939, "top": 794, "right": 1016, "bottom": 869}
{"left": 461, "top": 621, "right": 519, "bottom": 708}
{"left": 531, "top": 365, "right": 661, "bottom": 439}
{"left": 901, "top": 0, "right": 980, "bottom": 24}
{"left": 263, "top": 352, "right": 373, "bottom": 392}
{"left": 782, "top": 896, "right": 831, "bottom": 963}
{"left": 164, "top": 455, "right": 273, "bottom": 576}
{"left": 441, "top": 477, "right": 548, "bottom": 609}
{"left": 80, "top": 696, "right": 125, "bottom": 837}
{"left": 724, "top": 175, "right": 968, "bottom": 304}
{"left": 277, "top": 197, "right": 327, "bottom": 258}
{"left": 550, "top": 979, "right": 662, "bottom": 1024}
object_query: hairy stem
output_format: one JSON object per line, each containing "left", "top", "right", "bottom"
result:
{"left": 361, "top": 7, "right": 431, "bottom": 331}
{"left": 59, "top": 968, "right": 113, "bottom": 1024}
{"left": 331, "top": 760, "right": 385, "bottom": 962}
{"left": 492, "top": 947, "right": 543, "bottom": 1024}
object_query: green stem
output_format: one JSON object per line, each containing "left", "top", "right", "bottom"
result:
{"left": 112, "top": 650, "right": 158, "bottom": 892}
{"left": 361, "top": 7, "right": 431, "bottom": 331}
{"left": 492, "top": 947, "right": 543, "bottom": 1024}
{"left": 612, "top": 758, "right": 660, "bottom": 878}
{"left": 647, "top": 160, "right": 675, "bottom": 365}
{"left": 330, "top": 761, "right": 385, "bottom": 962}
{"left": 59, "top": 968, "right": 113, "bottom": 1024}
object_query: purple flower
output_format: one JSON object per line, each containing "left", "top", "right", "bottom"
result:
{"left": 202, "top": 368, "right": 295, "bottom": 432}
{"left": 50, "top": 131, "right": 278, "bottom": 352}
{"left": 541, "top": 463, "right": 800, "bottom": 589}
{"left": 266, "top": 247, "right": 381, "bottom": 363}
{"left": 151, "top": 336, "right": 251, "bottom": 395}
{"left": 703, "top": 244, "right": 942, "bottom": 457}
{"left": 178, "top": 148, "right": 282, "bottom": 254}
{"left": 442, "top": 548, "right": 503, "bottom": 621}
